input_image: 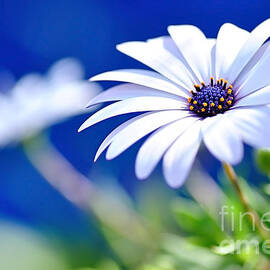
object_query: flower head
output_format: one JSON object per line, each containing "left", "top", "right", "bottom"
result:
{"left": 0, "top": 58, "right": 100, "bottom": 146}
{"left": 80, "top": 20, "right": 270, "bottom": 188}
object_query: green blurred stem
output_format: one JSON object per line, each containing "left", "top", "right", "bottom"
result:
{"left": 223, "top": 162, "right": 268, "bottom": 240}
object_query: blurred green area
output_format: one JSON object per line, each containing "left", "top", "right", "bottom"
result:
{"left": 2, "top": 148, "right": 270, "bottom": 270}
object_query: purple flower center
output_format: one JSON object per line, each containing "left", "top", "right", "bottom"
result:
{"left": 188, "top": 77, "right": 234, "bottom": 117}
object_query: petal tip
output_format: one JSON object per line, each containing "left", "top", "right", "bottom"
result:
{"left": 77, "top": 125, "right": 84, "bottom": 132}
{"left": 135, "top": 168, "right": 148, "bottom": 181}
{"left": 78, "top": 122, "right": 88, "bottom": 132}
{"left": 93, "top": 155, "right": 99, "bottom": 162}
{"left": 89, "top": 76, "right": 95, "bottom": 82}
{"left": 105, "top": 148, "right": 115, "bottom": 160}
{"left": 165, "top": 177, "right": 185, "bottom": 189}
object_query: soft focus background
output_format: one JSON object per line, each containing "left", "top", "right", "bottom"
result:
{"left": 1, "top": 1, "right": 270, "bottom": 269}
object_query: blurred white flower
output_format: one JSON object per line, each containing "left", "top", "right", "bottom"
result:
{"left": 0, "top": 58, "right": 100, "bottom": 145}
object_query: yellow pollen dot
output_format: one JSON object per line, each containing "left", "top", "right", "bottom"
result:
{"left": 227, "top": 89, "right": 232, "bottom": 94}
{"left": 227, "top": 100, "right": 232, "bottom": 105}
{"left": 211, "top": 102, "right": 215, "bottom": 107}
{"left": 190, "top": 105, "right": 194, "bottom": 111}
{"left": 203, "top": 102, "right": 208, "bottom": 107}
{"left": 218, "top": 105, "right": 222, "bottom": 110}
{"left": 229, "top": 85, "right": 233, "bottom": 89}
{"left": 220, "top": 97, "right": 225, "bottom": 102}
{"left": 190, "top": 90, "right": 194, "bottom": 94}
{"left": 201, "top": 108, "right": 205, "bottom": 112}
{"left": 201, "top": 82, "right": 205, "bottom": 87}
{"left": 188, "top": 97, "right": 192, "bottom": 103}
{"left": 193, "top": 100, "right": 197, "bottom": 105}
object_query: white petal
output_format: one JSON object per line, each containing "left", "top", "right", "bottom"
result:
{"left": 117, "top": 41, "right": 194, "bottom": 91}
{"left": 202, "top": 114, "right": 243, "bottom": 165}
{"left": 90, "top": 69, "right": 189, "bottom": 98}
{"left": 78, "top": 96, "right": 185, "bottom": 132}
{"left": 106, "top": 110, "right": 190, "bottom": 159}
{"left": 147, "top": 36, "right": 186, "bottom": 61}
{"left": 168, "top": 25, "right": 212, "bottom": 82}
{"left": 208, "top": 39, "right": 217, "bottom": 79}
{"left": 228, "top": 106, "right": 270, "bottom": 148}
{"left": 87, "top": 83, "right": 185, "bottom": 107}
{"left": 226, "top": 19, "right": 270, "bottom": 83}
{"left": 94, "top": 113, "right": 147, "bottom": 162}
{"left": 135, "top": 116, "right": 198, "bottom": 179}
{"left": 234, "top": 85, "right": 270, "bottom": 107}
{"left": 215, "top": 23, "right": 249, "bottom": 80}
{"left": 234, "top": 42, "right": 270, "bottom": 91}
{"left": 235, "top": 46, "right": 270, "bottom": 99}
{"left": 146, "top": 36, "right": 199, "bottom": 85}
{"left": 162, "top": 120, "right": 202, "bottom": 188}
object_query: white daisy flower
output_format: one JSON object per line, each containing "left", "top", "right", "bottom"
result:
{"left": 0, "top": 58, "right": 100, "bottom": 146}
{"left": 79, "top": 20, "right": 270, "bottom": 188}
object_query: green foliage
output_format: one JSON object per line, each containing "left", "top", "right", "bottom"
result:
{"left": 255, "top": 149, "right": 270, "bottom": 176}
{"left": 5, "top": 163, "right": 270, "bottom": 269}
{"left": 0, "top": 222, "right": 68, "bottom": 270}
{"left": 172, "top": 197, "right": 225, "bottom": 246}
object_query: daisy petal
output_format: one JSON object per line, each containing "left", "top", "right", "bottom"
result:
{"left": 87, "top": 83, "right": 185, "bottom": 107}
{"left": 146, "top": 36, "right": 200, "bottom": 84}
{"left": 90, "top": 69, "right": 188, "bottom": 98}
{"left": 168, "top": 25, "right": 212, "bottom": 82}
{"left": 202, "top": 114, "right": 243, "bottom": 165}
{"left": 208, "top": 39, "right": 217, "bottom": 78}
{"left": 236, "top": 47, "right": 270, "bottom": 99}
{"left": 78, "top": 96, "right": 185, "bottom": 132}
{"left": 226, "top": 19, "right": 270, "bottom": 83}
{"left": 106, "top": 110, "right": 190, "bottom": 160}
{"left": 228, "top": 106, "right": 270, "bottom": 148}
{"left": 94, "top": 113, "right": 147, "bottom": 162}
{"left": 117, "top": 41, "right": 194, "bottom": 91}
{"left": 235, "top": 85, "right": 270, "bottom": 107}
{"left": 135, "top": 116, "right": 198, "bottom": 179}
{"left": 163, "top": 120, "right": 202, "bottom": 188}
{"left": 147, "top": 36, "right": 187, "bottom": 62}
{"left": 234, "top": 42, "right": 270, "bottom": 91}
{"left": 215, "top": 23, "right": 249, "bottom": 80}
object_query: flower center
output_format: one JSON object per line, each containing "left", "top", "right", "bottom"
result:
{"left": 188, "top": 77, "right": 234, "bottom": 117}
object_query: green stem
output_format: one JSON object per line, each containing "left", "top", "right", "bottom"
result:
{"left": 223, "top": 162, "right": 268, "bottom": 240}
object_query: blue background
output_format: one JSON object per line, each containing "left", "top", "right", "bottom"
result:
{"left": 0, "top": 0, "right": 268, "bottom": 252}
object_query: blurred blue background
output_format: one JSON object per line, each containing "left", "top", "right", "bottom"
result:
{"left": 0, "top": 0, "right": 269, "bottom": 260}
